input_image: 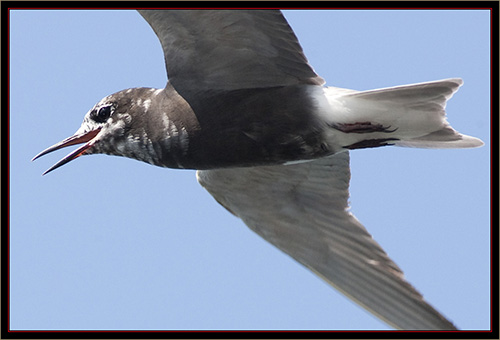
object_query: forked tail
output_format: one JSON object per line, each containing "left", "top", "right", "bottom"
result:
{"left": 325, "top": 78, "right": 483, "bottom": 150}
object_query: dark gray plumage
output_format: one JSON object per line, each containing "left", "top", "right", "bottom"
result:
{"left": 33, "top": 10, "right": 483, "bottom": 330}
{"left": 139, "top": 10, "right": 325, "bottom": 90}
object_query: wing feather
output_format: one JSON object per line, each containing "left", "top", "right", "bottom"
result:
{"left": 138, "top": 10, "right": 324, "bottom": 90}
{"left": 197, "top": 152, "right": 456, "bottom": 330}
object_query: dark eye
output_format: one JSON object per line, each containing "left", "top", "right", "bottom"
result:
{"left": 92, "top": 105, "right": 113, "bottom": 123}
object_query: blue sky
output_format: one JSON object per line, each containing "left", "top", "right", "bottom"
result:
{"left": 10, "top": 9, "right": 491, "bottom": 331}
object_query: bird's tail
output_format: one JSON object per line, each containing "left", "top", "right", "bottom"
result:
{"left": 321, "top": 78, "right": 483, "bottom": 150}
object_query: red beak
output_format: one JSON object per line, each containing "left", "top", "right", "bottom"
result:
{"left": 32, "top": 128, "right": 101, "bottom": 175}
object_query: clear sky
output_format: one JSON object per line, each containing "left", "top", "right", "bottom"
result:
{"left": 10, "top": 9, "right": 490, "bottom": 331}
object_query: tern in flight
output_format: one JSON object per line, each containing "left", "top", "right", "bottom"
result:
{"left": 33, "top": 10, "right": 483, "bottom": 330}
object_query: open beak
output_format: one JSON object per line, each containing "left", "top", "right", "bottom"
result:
{"left": 32, "top": 128, "right": 101, "bottom": 175}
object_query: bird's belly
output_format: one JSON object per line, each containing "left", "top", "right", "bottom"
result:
{"left": 181, "top": 125, "right": 333, "bottom": 170}
{"left": 168, "top": 85, "right": 337, "bottom": 170}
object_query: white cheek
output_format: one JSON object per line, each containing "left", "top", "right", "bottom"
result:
{"left": 105, "top": 116, "right": 128, "bottom": 137}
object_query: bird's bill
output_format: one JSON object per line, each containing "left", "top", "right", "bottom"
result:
{"left": 32, "top": 128, "right": 101, "bottom": 175}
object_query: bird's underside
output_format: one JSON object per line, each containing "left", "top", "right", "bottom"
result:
{"left": 32, "top": 9, "right": 485, "bottom": 330}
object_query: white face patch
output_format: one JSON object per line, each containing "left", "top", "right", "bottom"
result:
{"left": 74, "top": 87, "right": 186, "bottom": 167}
{"left": 104, "top": 115, "right": 127, "bottom": 138}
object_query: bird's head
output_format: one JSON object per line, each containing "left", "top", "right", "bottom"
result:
{"left": 32, "top": 87, "right": 163, "bottom": 175}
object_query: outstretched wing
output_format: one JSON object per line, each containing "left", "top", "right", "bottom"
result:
{"left": 197, "top": 152, "right": 456, "bottom": 330}
{"left": 138, "top": 10, "right": 324, "bottom": 90}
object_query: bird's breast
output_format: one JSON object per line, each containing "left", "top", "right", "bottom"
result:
{"left": 169, "top": 85, "right": 333, "bottom": 169}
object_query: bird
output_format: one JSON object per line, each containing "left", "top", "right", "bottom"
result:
{"left": 32, "top": 10, "right": 483, "bottom": 330}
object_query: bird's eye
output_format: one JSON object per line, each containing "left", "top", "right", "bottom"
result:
{"left": 91, "top": 105, "right": 113, "bottom": 123}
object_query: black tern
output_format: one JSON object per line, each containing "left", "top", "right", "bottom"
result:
{"left": 32, "top": 10, "right": 484, "bottom": 330}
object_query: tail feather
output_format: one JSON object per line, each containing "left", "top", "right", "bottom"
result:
{"left": 327, "top": 78, "right": 483, "bottom": 149}
{"left": 395, "top": 126, "right": 483, "bottom": 148}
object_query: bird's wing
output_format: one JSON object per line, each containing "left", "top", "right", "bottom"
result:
{"left": 138, "top": 10, "right": 324, "bottom": 90}
{"left": 197, "top": 152, "right": 456, "bottom": 330}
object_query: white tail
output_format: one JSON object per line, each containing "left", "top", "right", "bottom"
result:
{"left": 321, "top": 78, "right": 483, "bottom": 149}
